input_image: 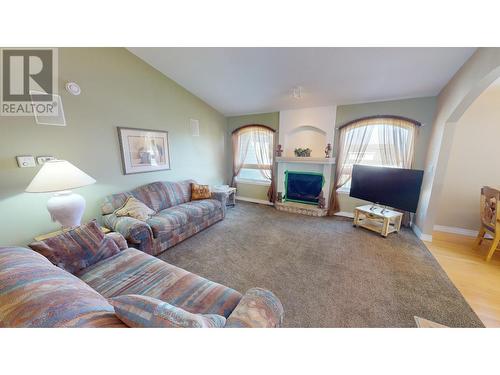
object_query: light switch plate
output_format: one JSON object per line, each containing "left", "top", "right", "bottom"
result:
{"left": 37, "top": 156, "right": 55, "bottom": 165}
{"left": 16, "top": 155, "right": 36, "bottom": 168}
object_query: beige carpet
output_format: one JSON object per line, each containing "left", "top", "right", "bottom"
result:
{"left": 158, "top": 201, "right": 483, "bottom": 327}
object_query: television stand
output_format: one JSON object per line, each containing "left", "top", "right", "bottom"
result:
{"left": 353, "top": 205, "right": 403, "bottom": 237}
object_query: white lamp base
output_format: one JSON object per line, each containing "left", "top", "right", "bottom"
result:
{"left": 47, "top": 191, "right": 86, "bottom": 229}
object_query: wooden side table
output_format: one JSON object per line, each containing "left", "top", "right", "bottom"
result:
{"left": 34, "top": 226, "right": 110, "bottom": 241}
{"left": 353, "top": 205, "right": 403, "bottom": 237}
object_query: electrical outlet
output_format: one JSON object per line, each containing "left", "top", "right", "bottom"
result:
{"left": 37, "top": 156, "right": 55, "bottom": 165}
{"left": 16, "top": 156, "right": 36, "bottom": 168}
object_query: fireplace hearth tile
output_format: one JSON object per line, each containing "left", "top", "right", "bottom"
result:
{"left": 275, "top": 201, "right": 328, "bottom": 217}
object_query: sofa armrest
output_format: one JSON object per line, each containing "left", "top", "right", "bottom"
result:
{"left": 102, "top": 214, "right": 154, "bottom": 254}
{"left": 104, "top": 232, "right": 128, "bottom": 250}
{"left": 225, "top": 288, "right": 284, "bottom": 328}
{"left": 211, "top": 191, "right": 227, "bottom": 217}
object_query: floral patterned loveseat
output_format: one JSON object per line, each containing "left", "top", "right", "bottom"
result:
{"left": 101, "top": 180, "right": 226, "bottom": 255}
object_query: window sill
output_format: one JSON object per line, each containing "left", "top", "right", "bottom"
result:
{"left": 337, "top": 188, "right": 350, "bottom": 195}
{"left": 235, "top": 178, "right": 271, "bottom": 186}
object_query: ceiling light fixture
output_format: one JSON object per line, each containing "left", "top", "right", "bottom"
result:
{"left": 292, "top": 86, "right": 302, "bottom": 99}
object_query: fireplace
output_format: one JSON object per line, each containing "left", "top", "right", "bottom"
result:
{"left": 284, "top": 171, "right": 324, "bottom": 205}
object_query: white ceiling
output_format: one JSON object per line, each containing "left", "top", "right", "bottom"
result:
{"left": 128, "top": 48, "right": 476, "bottom": 116}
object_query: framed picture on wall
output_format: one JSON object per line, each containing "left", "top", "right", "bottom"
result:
{"left": 117, "top": 127, "right": 171, "bottom": 174}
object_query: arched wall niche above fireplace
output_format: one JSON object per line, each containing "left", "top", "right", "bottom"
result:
{"left": 284, "top": 125, "right": 327, "bottom": 158}
{"left": 278, "top": 106, "right": 336, "bottom": 158}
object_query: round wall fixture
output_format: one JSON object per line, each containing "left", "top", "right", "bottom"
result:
{"left": 65, "top": 82, "right": 81, "bottom": 96}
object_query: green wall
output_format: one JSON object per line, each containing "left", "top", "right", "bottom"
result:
{"left": 0, "top": 48, "right": 227, "bottom": 246}
{"left": 226, "top": 112, "right": 279, "bottom": 201}
{"left": 334, "top": 96, "right": 437, "bottom": 214}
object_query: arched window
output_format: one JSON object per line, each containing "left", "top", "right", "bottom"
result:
{"left": 334, "top": 115, "right": 419, "bottom": 194}
{"left": 231, "top": 124, "right": 275, "bottom": 185}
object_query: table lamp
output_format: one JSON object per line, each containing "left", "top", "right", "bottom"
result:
{"left": 26, "top": 159, "right": 96, "bottom": 228}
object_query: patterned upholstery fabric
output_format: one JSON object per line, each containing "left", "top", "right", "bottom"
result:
{"left": 78, "top": 248, "right": 242, "bottom": 317}
{"left": 147, "top": 199, "right": 222, "bottom": 236}
{"left": 29, "top": 220, "right": 121, "bottom": 274}
{"left": 105, "top": 232, "right": 128, "bottom": 250}
{"left": 152, "top": 214, "right": 223, "bottom": 253}
{"left": 101, "top": 191, "right": 132, "bottom": 215}
{"left": 101, "top": 180, "right": 193, "bottom": 215}
{"left": 191, "top": 183, "right": 211, "bottom": 200}
{"left": 114, "top": 196, "right": 155, "bottom": 221}
{"left": 110, "top": 294, "right": 226, "bottom": 328}
{"left": 211, "top": 191, "right": 228, "bottom": 213}
{"left": 0, "top": 247, "right": 125, "bottom": 328}
{"left": 225, "top": 288, "right": 284, "bottom": 328}
{"left": 102, "top": 214, "right": 153, "bottom": 252}
{"left": 101, "top": 180, "right": 225, "bottom": 255}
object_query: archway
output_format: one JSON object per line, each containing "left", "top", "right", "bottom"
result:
{"left": 415, "top": 49, "right": 500, "bottom": 240}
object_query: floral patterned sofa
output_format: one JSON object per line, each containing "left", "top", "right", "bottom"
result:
{"left": 0, "top": 233, "right": 283, "bottom": 328}
{"left": 101, "top": 180, "right": 226, "bottom": 255}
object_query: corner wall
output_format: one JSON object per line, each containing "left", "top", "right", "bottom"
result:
{"left": 0, "top": 48, "right": 227, "bottom": 246}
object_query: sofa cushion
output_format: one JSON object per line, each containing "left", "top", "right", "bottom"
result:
{"left": 131, "top": 180, "right": 194, "bottom": 212}
{"left": 78, "top": 248, "right": 242, "bottom": 317}
{"left": 101, "top": 192, "right": 132, "bottom": 215}
{"left": 101, "top": 180, "right": 195, "bottom": 215}
{"left": 191, "top": 183, "right": 211, "bottom": 200}
{"left": 115, "top": 196, "right": 155, "bottom": 221}
{"left": 225, "top": 288, "right": 284, "bottom": 328}
{"left": 147, "top": 199, "right": 222, "bottom": 237}
{"left": 110, "top": 294, "right": 226, "bottom": 328}
{"left": 29, "top": 220, "right": 121, "bottom": 274}
{"left": 0, "top": 247, "right": 125, "bottom": 328}
{"left": 178, "top": 199, "right": 223, "bottom": 217}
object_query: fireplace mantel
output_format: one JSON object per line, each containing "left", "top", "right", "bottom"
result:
{"left": 275, "top": 157, "right": 336, "bottom": 165}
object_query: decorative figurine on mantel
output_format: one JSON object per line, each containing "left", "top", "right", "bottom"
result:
{"left": 276, "top": 144, "right": 283, "bottom": 157}
{"left": 294, "top": 148, "right": 312, "bottom": 157}
{"left": 317, "top": 191, "right": 325, "bottom": 209}
{"left": 324, "top": 143, "right": 332, "bottom": 158}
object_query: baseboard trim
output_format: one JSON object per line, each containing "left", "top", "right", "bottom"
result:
{"left": 412, "top": 223, "right": 433, "bottom": 242}
{"left": 433, "top": 225, "right": 479, "bottom": 238}
{"left": 236, "top": 196, "right": 274, "bottom": 206}
{"left": 335, "top": 211, "right": 355, "bottom": 218}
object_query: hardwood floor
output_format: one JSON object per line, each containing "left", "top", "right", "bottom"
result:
{"left": 424, "top": 231, "right": 500, "bottom": 327}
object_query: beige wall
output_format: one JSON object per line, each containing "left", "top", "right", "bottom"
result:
{"left": 0, "top": 48, "right": 227, "bottom": 246}
{"left": 415, "top": 48, "right": 500, "bottom": 237}
{"left": 226, "top": 112, "right": 279, "bottom": 201}
{"left": 436, "top": 80, "right": 500, "bottom": 231}
{"left": 334, "top": 97, "right": 437, "bottom": 214}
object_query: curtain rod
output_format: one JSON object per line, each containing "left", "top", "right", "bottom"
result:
{"left": 337, "top": 115, "right": 422, "bottom": 129}
{"left": 231, "top": 124, "right": 277, "bottom": 134}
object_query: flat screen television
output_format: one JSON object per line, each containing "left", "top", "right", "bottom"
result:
{"left": 349, "top": 165, "right": 424, "bottom": 213}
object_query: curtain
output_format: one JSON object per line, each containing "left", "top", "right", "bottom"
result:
{"left": 252, "top": 127, "right": 276, "bottom": 202}
{"left": 231, "top": 130, "right": 251, "bottom": 187}
{"left": 378, "top": 118, "right": 416, "bottom": 168}
{"left": 252, "top": 128, "right": 273, "bottom": 180}
{"left": 377, "top": 118, "right": 417, "bottom": 225}
{"left": 327, "top": 117, "right": 417, "bottom": 221}
{"left": 327, "top": 122, "right": 374, "bottom": 215}
{"left": 231, "top": 125, "right": 276, "bottom": 202}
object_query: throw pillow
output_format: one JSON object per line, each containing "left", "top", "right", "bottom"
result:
{"left": 29, "top": 220, "right": 121, "bottom": 274}
{"left": 110, "top": 294, "right": 226, "bottom": 328}
{"left": 191, "top": 183, "right": 211, "bottom": 200}
{"left": 114, "top": 196, "right": 155, "bottom": 221}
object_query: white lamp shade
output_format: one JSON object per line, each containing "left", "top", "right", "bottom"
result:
{"left": 26, "top": 160, "right": 96, "bottom": 193}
